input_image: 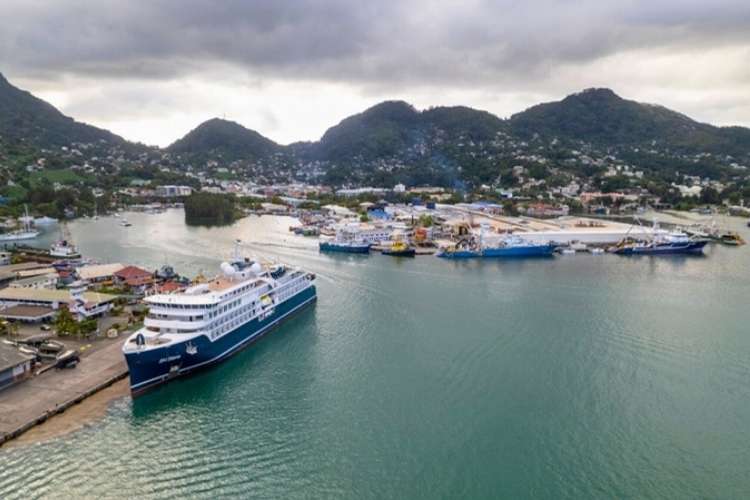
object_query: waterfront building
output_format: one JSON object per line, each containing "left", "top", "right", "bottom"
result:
{"left": 0, "top": 343, "right": 33, "bottom": 391}
{"left": 9, "top": 272, "right": 58, "bottom": 290}
{"left": 114, "top": 265, "right": 154, "bottom": 293}
{"left": 156, "top": 185, "right": 193, "bottom": 197}
{"left": 76, "top": 263, "right": 125, "bottom": 284}
{"left": 0, "top": 286, "right": 116, "bottom": 321}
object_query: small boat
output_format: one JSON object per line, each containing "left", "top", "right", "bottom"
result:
{"left": 120, "top": 219, "right": 132, "bottom": 227}
{"left": 559, "top": 248, "right": 576, "bottom": 255}
{"left": 720, "top": 232, "right": 745, "bottom": 246}
{"left": 34, "top": 216, "right": 58, "bottom": 225}
{"left": 590, "top": 248, "right": 605, "bottom": 255}
{"left": 382, "top": 240, "right": 416, "bottom": 257}
{"left": 569, "top": 241, "right": 588, "bottom": 252}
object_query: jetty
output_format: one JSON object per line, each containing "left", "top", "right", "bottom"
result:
{"left": 0, "top": 338, "right": 128, "bottom": 446}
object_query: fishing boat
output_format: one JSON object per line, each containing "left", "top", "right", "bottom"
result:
{"left": 0, "top": 206, "right": 40, "bottom": 241}
{"left": 382, "top": 240, "right": 416, "bottom": 257}
{"left": 122, "top": 242, "right": 317, "bottom": 395}
{"left": 612, "top": 230, "right": 707, "bottom": 255}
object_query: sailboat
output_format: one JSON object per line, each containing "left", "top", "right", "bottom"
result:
{"left": 0, "top": 205, "right": 40, "bottom": 241}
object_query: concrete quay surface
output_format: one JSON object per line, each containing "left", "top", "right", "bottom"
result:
{"left": 0, "top": 337, "right": 128, "bottom": 446}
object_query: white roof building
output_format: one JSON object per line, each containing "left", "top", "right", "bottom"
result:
{"left": 76, "top": 263, "right": 125, "bottom": 282}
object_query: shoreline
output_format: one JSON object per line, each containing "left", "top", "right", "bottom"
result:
{"left": 4, "top": 379, "right": 130, "bottom": 448}
{"left": 0, "top": 338, "right": 129, "bottom": 448}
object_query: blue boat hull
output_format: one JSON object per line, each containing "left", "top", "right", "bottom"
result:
{"left": 438, "top": 244, "right": 556, "bottom": 259}
{"left": 437, "top": 250, "right": 481, "bottom": 259}
{"left": 319, "top": 242, "right": 370, "bottom": 253}
{"left": 124, "top": 285, "right": 317, "bottom": 395}
{"left": 481, "top": 244, "right": 556, "bottom": 257}
{"left": 614, "top": 240, "right": 708, "bottom": 255}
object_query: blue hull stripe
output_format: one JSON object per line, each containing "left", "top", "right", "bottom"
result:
{"left": 125, "top": 287, "right": 316, "bottom": 393}
{"left": 319, "top": 242, "right": 370, "bottom": 253}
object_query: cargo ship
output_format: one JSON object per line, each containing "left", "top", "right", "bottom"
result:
{"left": 438, "top": 231, "right": 556, "bottom": 259}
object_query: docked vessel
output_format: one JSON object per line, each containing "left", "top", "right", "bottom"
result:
{"left": 438, "top": 231, "right": 556, "bottom": 259}
{"left": 382, "top": 240, "right": 416, "bottom": 257}
{"left": 719, "top": 232, "right": 745, "bottom": 246}
{"left": 319, "top": 239, "right": 371, "bottom": 253}
{"left": 0, "top": 206, "right": 40, "bottom": 242}
{"left": 611, "top": 230, "right": 707, "bottom": 255}
{"left": 319, "top": 226, "right": 372, "bottom": 253}
{"left": 49, "top": 240, "right": 81, "bottom": 259}
{"left": 122, "top": 248, "right": 317, "bottom": 395}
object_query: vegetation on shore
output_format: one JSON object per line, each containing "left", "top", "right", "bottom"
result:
{"left": 183, "top": 192, "right": 239, "bottom": 226}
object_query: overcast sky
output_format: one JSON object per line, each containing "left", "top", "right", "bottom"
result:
{"left": 1, "top": 0, "right": 749, "bottom": 147}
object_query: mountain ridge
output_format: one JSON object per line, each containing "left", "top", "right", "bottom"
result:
{"left": 2, "top": 72, "right": 750, "bottom": 187}
{"left": 0, "top": 72, "right": 125, "bottom": 148}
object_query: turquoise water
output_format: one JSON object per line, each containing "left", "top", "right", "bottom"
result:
{"left": 1, "top": 211, "right": 750, "bottom": 499}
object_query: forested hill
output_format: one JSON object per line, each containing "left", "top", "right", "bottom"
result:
{"left": 166, "top": 118, "right": 281, "bottom": 162}
{"left": 2, "top": 70, "right": 750, "bottom": 188}
{"left": 509, "top": 88, "right": 750, "bottom": 156}
{"left": 0, "top": 72, "right": 124, "bottom": 148}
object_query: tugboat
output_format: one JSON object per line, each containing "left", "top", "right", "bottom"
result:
{"left": 382, "top": 240, "right": 416, "bottom": 257}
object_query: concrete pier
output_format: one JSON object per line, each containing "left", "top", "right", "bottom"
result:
{"left": 0, "top": 338, "right": 128, "bottom": 446}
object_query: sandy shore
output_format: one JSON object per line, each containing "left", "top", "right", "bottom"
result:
{"left": 5, "top": 379, "right": 130, "bottom": 448}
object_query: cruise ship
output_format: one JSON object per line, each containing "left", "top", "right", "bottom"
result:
{"left": 122, "top": 250, "right": 317, "bottom": 395}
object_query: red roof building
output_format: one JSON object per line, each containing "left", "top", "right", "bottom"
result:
{"left": 154, "top": 281, "right": 185, "bottom": 294}
{"left": 114, "top": 265, "right": 153, "bottom": 288}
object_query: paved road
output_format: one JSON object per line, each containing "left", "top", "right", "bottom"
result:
{"left": 0, "top": 337, "right": 128, "bottom": 444}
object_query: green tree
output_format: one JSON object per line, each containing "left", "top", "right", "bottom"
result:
{"left": 418, "top": 214, "right": 434, "bottom": 227}
{"left": 55, "top": 307, "right": 79, "bottom": 337}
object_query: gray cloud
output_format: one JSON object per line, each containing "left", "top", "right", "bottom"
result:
{"left": 1, "top": 0, "right": 748, "bottom": 87}
{"left": 2, "top": 0, "right": 749, "bottom": 145}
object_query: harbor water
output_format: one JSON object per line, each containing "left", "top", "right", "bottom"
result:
{"left": 1, "top": 210, "right": 750, "bottom": 498}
